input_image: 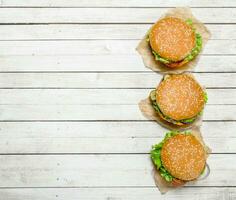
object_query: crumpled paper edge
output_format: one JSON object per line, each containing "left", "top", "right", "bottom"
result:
{"left": 136, "top": 7, "right": 211, "bottom": 74}
{"left": 151, "top": 128, "right": 211, "bottom": 194}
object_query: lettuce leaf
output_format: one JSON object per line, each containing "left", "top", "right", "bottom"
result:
{"left": 180, "top": 117, "right": 196, "bottom": 124}
{"left": 183, "top": 33, "right": 202, "bottom": 62}
{"left": 204, "top": 92, "right": 208, "bottom": 103}
{"left": 150, "top": 131, "right": 177, "bottom": 182}
{"left": 185, "top": 18, "right": 193, "bottom": 26}
{"left": 152, "top": 50, "right": 171, "bottom": 64}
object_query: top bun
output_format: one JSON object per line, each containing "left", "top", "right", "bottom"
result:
{"left": 161, "top": 133, "right": 206, "bottom": 181}
{"left": 156, "top": 74, "right": 205, "bottom": 121}
{"left": 149, "top": 17, "right": 195, "bottom": 62}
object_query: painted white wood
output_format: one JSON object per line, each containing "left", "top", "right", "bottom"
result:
{"left": 0, "top": 40, "right": 235, "bottom": 56}
{"left": 0, "top": 3, "right": 234, "bottom": 197}
{"left": 0, "top": 73, "right": 235, "bottom": 88}
{"left": 0, "top": 154, "right": 233, "bottom": 187}
{"left": 0, "top": 134, "right": 234, "bottom": 154}
{"left": 1, "top": 0, "right": 236, "bottom": 7}
{"left": 0, "top": 121, "right": 234, "bottom": 138}
{"left": 0, "top": 55, "right": 235, "bottom": 72}
{"left": 0, "top": 121, "right": 234, "bottom": 153}
{"left": 0, "top": 24, "right": 234, "bottom": 40}
{"left": 0, "top": 104, "right": 234, "bottom": 121}
{"left": 0, "top": 89, "right": 233, "bottom": 105}
{"left": 0, "top": 187, "right": 235, "bottom": 200}
{"left": 0, "top": 8, "right": 235, "bottom": 23}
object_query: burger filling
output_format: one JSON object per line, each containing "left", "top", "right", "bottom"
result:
{"left": 150, "top": 131, "right": 183, "bottom": 182}
{"left": 149, "top": 89, "right": 207, "bottom": 125}
{"left": 148, "top": 19, "right": 202, "bottom": 65}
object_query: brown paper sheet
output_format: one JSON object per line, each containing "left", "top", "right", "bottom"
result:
{"left": 152, "top": 128, "right": 211, "bottom": 194}
{"left": 136, "top": 7, "right": 211, "bottom": 73}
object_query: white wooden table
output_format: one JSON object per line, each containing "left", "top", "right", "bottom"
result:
{"left": 0, "top": 1, "right": 236, "bottom": 199}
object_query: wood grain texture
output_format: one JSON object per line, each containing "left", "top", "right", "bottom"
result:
{"left": 0, "top": 89, "right": 233, "bottom": 105}
{"left": 0, "top": 40, "right": 235, "bottom": 56}
{"left": 0, "top": 73, "right": 235, "bottom": 88}
{"left": 0, "top": 2, "right": 235, "bottom": 197}
{"left": 1, "top": 0, "right": 236, "bottom": 7}
{"left": 0, "top": 55, "right": 235, "bottom": 72}
{"left": 0, "top": 8, "right": 235, "bottom": 23}
{"left": 0, "top": 154, "right": 233, "bottom": 187}
{"left": 0, "top": 24, "right": 234, "bottom": 40}
{"left": 0, "top": 121, "right": 233, "bottom": 153}
{"left": 0, "top": 104, "right": 234, "bottom": 121}
{"left": 0, "top": 121, "right": 233, "bottom": 138}
{"left": 0, "top": 131, "right": 233, "bottom": 154}
{"left": 0, "top": 187, "right": 235, "bottom": 200}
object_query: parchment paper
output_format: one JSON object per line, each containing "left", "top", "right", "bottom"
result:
{"left": 136, "top": 7, "right": 211, "bottom": 73}
{"left": 152, "top": 128, "right": 211, "bottom": 194}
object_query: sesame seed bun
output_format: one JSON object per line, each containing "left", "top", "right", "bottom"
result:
{"left": 156, "top": 74, "right": 205, "bottom": 121}
{"left": 161, "top": 134, "right": 206, "bottom": 181}
{"left": 149, "top": 17, "right": 195, "bottom": 62}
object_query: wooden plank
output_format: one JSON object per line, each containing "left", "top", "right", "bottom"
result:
{"left": 0, "top": 89, "right": 234, "bottom": 105}
{"left": 0, "top": 73, "right": 235, "bottom": 88}
{"left": 0, "top": 187, "right": 235, "bottom": 200}
{"left": 0, "top": 8, "right": 235, "bottom": 23}
{"left": 0, "top": 104, "right": 234, "bottom": 121}
{"left": 1, "top": 0, "right": 236, "bottom": 7}
{"left": 0, "top": 154, "right": 233, "bottom": 187}
{"left": 0, "top": 24, "right": 234, "bottom": 40}
{"left": 0, "top": 40, "right": 234, "bottom": 56}
{"left": 0, "top": 121, "right": 234, "bottom": 138}
{"left": 0, "top": 55, "right": 235, "bottom": 72}
{"left": 0, "top": 130, "right": 233, "bottom": 154}
{"left": 0, "top": 121, "right": 234, "bottom": 153}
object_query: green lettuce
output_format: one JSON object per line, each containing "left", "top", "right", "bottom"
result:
{"left": 183, "top": 33, "right": 202, "bottom": 62}
{"left": 204, "top": 92, "right": 208, "bottom": 103}
{"left": 151, "top": 131, "right": 177, "bottom": 182}
{"left": 152, "top": 50, "right": 171, "bottom": 64}
{"left": 181, "top": 117, "right": 196, "bottom": 123}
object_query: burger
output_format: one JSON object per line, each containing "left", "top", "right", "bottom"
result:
{"left": 151, "top": 131, "right": 207, "bottom": 186}
{"left": 148, "top": 17, "right": 202, "bottom": 68}
{"left": 150, "top": 74, "right": 207, "bottom": 126}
